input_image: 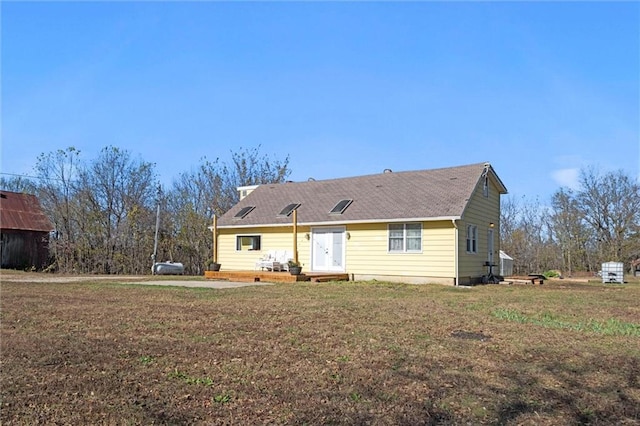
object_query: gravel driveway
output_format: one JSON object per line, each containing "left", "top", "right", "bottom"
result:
{"left": 1, "top": 271, "right": 271, "bottom": 289}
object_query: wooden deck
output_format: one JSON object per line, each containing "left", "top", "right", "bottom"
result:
{"left": 204, "top": 270, "right": 350, "bottom": 284}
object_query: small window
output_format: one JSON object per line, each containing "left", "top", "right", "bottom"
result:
{"left": 388, "top": 223, "right": 422, "bottom": 253}
{"left": 234, "top": 206, "right": 255, "bottom": 219}
{"left": 466, "top": 225, "right": 477, "bottom": 253}
{"left": 278, "top": 203, "right": 300, "bottom": 217}
{"left": 483, "top": 177, "right": 489, "bottom": 197}
{"left": 236, "top": 235, "right": 261, "bottom": 251}
{"left": 330, "top": 199, "right": 353, "bottom": 215}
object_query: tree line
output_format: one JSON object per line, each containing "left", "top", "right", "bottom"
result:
{"left": 500, "top": 168, "right": 640, "bottom": 276}
{"left": 2, "top": 148, "right": 639, "bottom": 276}
{"left": 1, "top": 146, "right": 290, "bottom": 275}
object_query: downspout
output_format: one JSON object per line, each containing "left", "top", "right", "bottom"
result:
{"left": 452, "top": 219, "right": 459, "bottom": 286}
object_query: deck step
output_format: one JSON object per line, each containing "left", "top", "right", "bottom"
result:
{"left": 310, "top": 274, "right": 350, "bottom": 282}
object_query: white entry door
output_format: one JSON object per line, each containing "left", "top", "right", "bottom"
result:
{"left": 311, "top": 227, "right": 345, "bottom": 272}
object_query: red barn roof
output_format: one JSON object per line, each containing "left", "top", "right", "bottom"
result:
{"left": 0, "top": 191, "right": 54, "bottom": 232}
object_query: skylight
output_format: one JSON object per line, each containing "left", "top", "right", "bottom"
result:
{"left": 234, "top": 206, "right": 255, "bottom": 219}
{"left": 278, "top": 203, "right": 300, "bottom": 217}
{"left": 329, "top": 199, "right": 353, "bottom": 215}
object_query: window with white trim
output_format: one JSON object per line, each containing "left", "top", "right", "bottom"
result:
{"left": 388, "top": 223, "right": 422, "bottom": 252}
{"left": 466, "top": 225, "right": 477, "bottom": 253}
{"left": 236, "top": 235, "right": 261, "bottom": 251}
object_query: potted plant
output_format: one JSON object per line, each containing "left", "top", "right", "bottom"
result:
{"left": 288, "top": 260, "right": 302, "bottom": 275}
{"left": 207, "top": 259, "right": 221, "bottom": 271}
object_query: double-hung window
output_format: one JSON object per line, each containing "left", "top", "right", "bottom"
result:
{"left": 388, "top": 223, "right": 422, "bottom": 253}
{"left": 466, "top": 225, "right": 477, "bottom": 253}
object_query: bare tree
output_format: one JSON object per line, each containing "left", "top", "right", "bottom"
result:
{"left": 575, "top": 168, "right": 640, "bottom": 265}
{"left": 167, "top": 147, "right": 291, "bottom": 274}
{"left": 33, "top": 147, "right": 82, "bottom": 272}
{"left": 550, "top": 188, "right": 593, "bottom": 276}
{"left": 0, "top": 176, "right": 37, "bottom": 193}
{"left": 500, "top": 195, "right": 553, "bottom": 275}
{"left": 76, "top": 146, "right": 158, "bottom": 274}
{"left": 14, "top": 144, "right": 291, "bottom": 275}
{"left": 501, "top": 168, "right": 640, "bottom": 276}
{"left": 221, "top": 146, "right": 291, "bottom": 207}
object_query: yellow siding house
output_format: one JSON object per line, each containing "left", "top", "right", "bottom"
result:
{"left": 215, "top": 162, "right": 507, "bottom": 286}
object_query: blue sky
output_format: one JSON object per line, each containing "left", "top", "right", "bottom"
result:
{"left": 2, "top": 1, "right": 638, "bottom": 201}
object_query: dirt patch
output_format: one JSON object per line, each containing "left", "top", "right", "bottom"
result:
{"left": 450, "top": 330, "right": 491, "bottom": 341}
{"left": 131, "top": 280, "right": 272, "bottom": 289}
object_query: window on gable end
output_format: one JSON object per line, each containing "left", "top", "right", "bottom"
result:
{"left": 466, "top": 224, "right": 478, "bottom": 253}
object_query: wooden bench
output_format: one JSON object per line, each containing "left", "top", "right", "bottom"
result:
{"left": 528, "top": 274, "right": 545, "bottom": 285}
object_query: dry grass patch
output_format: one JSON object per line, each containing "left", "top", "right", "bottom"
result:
{"left": 1, "top": 276, "right": 639, "bottom": 424}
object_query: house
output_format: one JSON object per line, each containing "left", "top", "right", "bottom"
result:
{"left": 215, "top": 162, "right": 507, "bottom": 285}
{"left": 0, "top": 191, "right": 54, "bottom": 270}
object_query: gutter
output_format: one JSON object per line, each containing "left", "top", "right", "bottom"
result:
{"left": 216, "top": 215, "right": 462, "bottom": 230}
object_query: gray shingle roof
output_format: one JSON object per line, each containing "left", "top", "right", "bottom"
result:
{"left": 218, "top": 162, "right": 506, "bottom": 228}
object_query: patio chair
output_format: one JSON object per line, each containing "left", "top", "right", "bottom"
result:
{"left": 255, "top": 250, "right": 294, "bottom": 272}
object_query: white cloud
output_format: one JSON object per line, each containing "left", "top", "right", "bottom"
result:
{"left": 551, "top": 168, "right": 580, "bottom": 190}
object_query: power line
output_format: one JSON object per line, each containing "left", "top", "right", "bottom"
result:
{"left": 0, "top": 172, "right": 37, "bottom": 180}
{"left": 0, "top": 172, "right": 76, "bottom": 183}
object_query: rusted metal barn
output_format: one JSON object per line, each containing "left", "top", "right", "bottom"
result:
{"left": 0, "top": 191, "right": 54, "bottom": 270}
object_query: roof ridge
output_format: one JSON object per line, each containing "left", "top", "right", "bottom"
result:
{"left": 271, "top": 162, "right": 490, "bottom": 186}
